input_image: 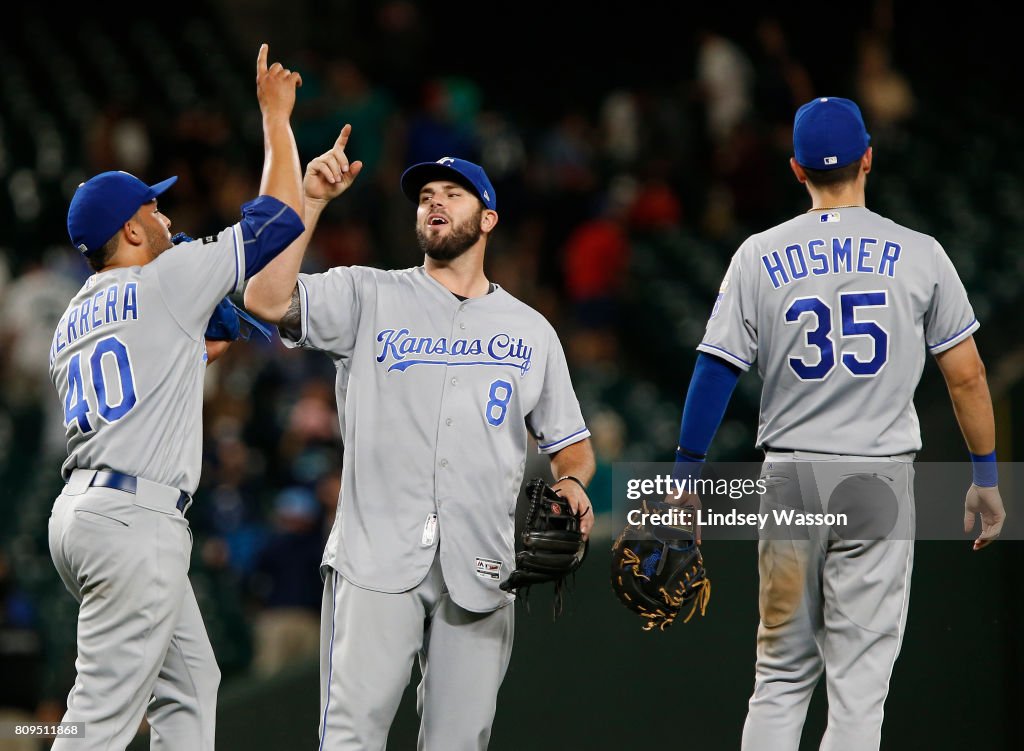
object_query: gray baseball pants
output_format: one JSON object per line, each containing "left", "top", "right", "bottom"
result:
{"left": 48, "top": 468, "right": 219, "bottom": 750}
{"left": 318, "top": 553, "right": 514, "bottom": 751}
{"left": 741, "top": 451, "right": 915, "bottom": 751}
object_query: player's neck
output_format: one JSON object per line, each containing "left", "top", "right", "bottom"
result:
{"left": 424, "top": 248, "right": 490, "bottom": 298}
{"left": 807, "top": 185, "right": 866, "bottom": 211}
{"left": 99, "top": 245, "right": 156, "bottom": 272}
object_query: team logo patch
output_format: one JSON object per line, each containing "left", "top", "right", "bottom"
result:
{"left": 820, "top": 212, "right": 841, "bottom": 223}
{"left": 202, "top": 235, "right": 217, "bottom": 244}
{"left": 475, "top": 557, "right": 502, "bottom": 580}
{"left": 710, "top": 292, "right": 724, "bottom": 320}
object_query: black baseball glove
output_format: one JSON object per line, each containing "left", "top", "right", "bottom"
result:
{"left": 610, "top": 499, "right": 711, "bottom": 631}
{"left": 500, "top": 477, "right": 587, "bottom": 617}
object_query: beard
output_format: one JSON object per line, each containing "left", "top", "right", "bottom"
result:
{"left": 145, "top": 224, "right": 174, "bottom": 258}
{"left": 417, "top": 212, "right": 482, "bottom": 262}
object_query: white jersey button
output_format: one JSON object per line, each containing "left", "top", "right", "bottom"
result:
{"left": 451, "top": 377, "right": 458, "bottom": 386}
{"left": 446, "top": 418, "right": 453, "bottom": 426}
{"left": 440, "top": 459, "right": 449, "bottom": 468}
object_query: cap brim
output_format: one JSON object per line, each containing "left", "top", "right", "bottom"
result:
{"left": 149, "top": 176, "right": 178, "bottom": 199}
{"left": 400, "top": 163, "right": 477, "bottom": 204}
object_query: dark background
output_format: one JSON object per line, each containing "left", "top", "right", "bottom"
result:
{"left": 1, "top": 1, "right": 1022, "bottom": 749}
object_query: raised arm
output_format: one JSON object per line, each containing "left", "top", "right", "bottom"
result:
{"left": 256, "top": 43, "right": 304, "bottom": 219}
{"left": 245, "top": 124, "right": 363, "bottom": 324}
{"left": 934, "top": 335, "right": 1005, "bottom": 549}
{"left": 191, "top": 45, "right": 305, "bottom": 357}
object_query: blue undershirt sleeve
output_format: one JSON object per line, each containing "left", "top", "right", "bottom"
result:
{"left": 672, "top": 353, "right": 742, "bottom": 479}
{"left": 239, "top": 195, "right": 304, "bottom": 279}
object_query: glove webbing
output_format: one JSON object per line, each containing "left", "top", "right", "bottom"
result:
{"left": 620, "top": 546, "right": 711, "bottom": 631}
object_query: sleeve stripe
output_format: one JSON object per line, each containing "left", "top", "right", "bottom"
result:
{"left": 231, "top": 224, "right": 244, "bottom": 294}
{"left": 928, "top": 320, "right": 979, "bottom": 352}
{"left": 697, "top": 342, "right": 752, "bottom": 369}
{"left": 538, "top": 427, "right": 591, "bottom": 453}
{"left": 250, "top": 204, "right": 292, "bottom": 238}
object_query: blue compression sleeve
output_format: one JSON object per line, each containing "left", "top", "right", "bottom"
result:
{"left": 675, "top": 353, "right": 741, "bottom": 462}
{"left": 239, "top": 195, "right": 304, "bottom": 278}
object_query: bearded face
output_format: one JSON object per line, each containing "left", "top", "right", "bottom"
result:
{"left": 145, "top": 222, "right": 174, "bottom": 258}
{"left": 416, "top": 205, "right": 484, "bottom": 262}
{"left": 136, "top": 202, "right": 174, "bottom": 260}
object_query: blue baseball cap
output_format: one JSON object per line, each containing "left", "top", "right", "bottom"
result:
{"left": 67, "top": 171, "right": 178, "bottom": 256}
{"left": 793, "top": 97, "right": 871, "bottom": 171}
{"left": 400, "top": 157, "right": 496, "bottom": 210}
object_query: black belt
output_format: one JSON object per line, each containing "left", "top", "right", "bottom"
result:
{"left": 89, "top": 470, "right": 191, "bottom": 513}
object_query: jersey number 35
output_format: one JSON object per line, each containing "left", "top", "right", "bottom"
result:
{"left": 785, "top": 291, "right": 888, "bottom": 380}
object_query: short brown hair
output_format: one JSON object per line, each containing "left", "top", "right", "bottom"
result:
{"left": 802, "top": 160, "right": 861, "bottom": 188}
{"left": 86, "top": 235, "right": 118, "bottom": 272}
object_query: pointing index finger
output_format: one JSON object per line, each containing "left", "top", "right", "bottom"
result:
{"left": 335, "top": 123, "right": 352, "bottom": 149}
{"left": 257, "top": 43, "right": 268, "bottom": 75}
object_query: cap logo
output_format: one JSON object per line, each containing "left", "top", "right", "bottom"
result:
{"left": 401, "top": 157, "right": 495, "bottom": 210}
{"left": 792, "top": 96, "right": 870, "bottom": 173}
{"left": 77, "top": 243, "right": 89, "bottom": 254}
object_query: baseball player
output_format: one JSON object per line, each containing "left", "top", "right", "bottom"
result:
{"left": 45, "top": 45, "right": 305, "bottom": 750}
{"left": 670, "top": 96, "right": 1005, "bottom": 750}
{"left": 244, "top": 130, "right": 596, "bottom": 750}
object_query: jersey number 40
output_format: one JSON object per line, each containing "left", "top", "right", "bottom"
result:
{"left": 63, "top": 336, "right": 138, "bottom": 433}
{"left": 785, "top": 291, "right": 888, "bottom": 380}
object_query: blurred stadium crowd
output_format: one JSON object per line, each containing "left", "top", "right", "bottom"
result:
{"left": 1, "top": 0, "right": 1022, "bottom": 734}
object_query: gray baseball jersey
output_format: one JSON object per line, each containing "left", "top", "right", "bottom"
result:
{"left": 48, "top": 228, "right": 244, "bottom": 493}
{"left": 700, "top": 206, "right": 977, "bottom": 455}
{"left": 283, "top": 265, "right": 590, "bottom": 612}
{"left": 48, "top": 196, "right": 303, "bottom": 494}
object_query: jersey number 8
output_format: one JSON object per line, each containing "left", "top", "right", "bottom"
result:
{"left": 485, "top": 379, "right": 513, "bottom": 427}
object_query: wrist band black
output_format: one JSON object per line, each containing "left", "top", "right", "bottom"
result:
{"left": 675, "top": 446, "right": 707, "bottom": 461}
{"left": 557, "top": 475, "right": 587, "bottom": 492}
